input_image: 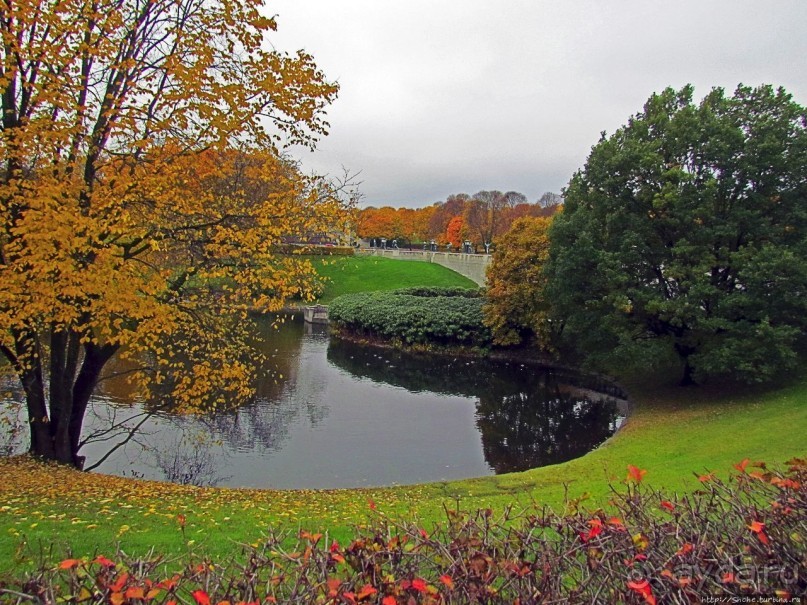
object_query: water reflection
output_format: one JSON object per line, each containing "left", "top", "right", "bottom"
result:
{"left": 1, "top": 315, "right": 628, "bottom": 488}
{"left": 476, "top": 382, "right": 624, "bottom": 474}
{"left": 326, "top": 340, "right": 627, "bottom": 474}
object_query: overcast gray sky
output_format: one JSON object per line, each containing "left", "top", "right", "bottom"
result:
{"left": 269, "top": 1, "right": 807, "bottom": 208}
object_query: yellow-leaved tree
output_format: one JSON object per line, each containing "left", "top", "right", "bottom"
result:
{"left": 0, "top": 0, "right": 352, "bottom": 467}
{"left": 483, "top": 216, "right": 554, "bottom": 347}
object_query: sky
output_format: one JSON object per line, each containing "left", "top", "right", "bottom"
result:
{"left": 268, "top": 1, "right": 807, "bottom": 208}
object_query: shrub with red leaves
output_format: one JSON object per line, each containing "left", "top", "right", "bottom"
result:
{"left": 4, "top": 459, "right": 805, "bottom": 604}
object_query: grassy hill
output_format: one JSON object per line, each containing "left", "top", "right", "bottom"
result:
{"left": 0, "top": 253, "right": 805, "bottom": 574}
{"left": 311, "top": 255, "right": 478, "bottom": 302}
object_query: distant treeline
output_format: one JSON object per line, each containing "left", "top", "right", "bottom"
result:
{"left": 357, "top": 191, "right": 561, "bottom": 246}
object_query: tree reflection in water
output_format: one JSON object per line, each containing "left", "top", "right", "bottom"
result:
{"left": 87, "top": 314, "right": 331, "bottom": 484}
{"left": 326, "top": 338, "right": 627, "bottom": 474}
{"left": 2, "top": 315, "right": 628, "bottom": 487}
{"left": 151, "top": 431, "right": 230, "bottom": 487}
{"left": 475, "top": 380, "right": 623, "bottom": 473}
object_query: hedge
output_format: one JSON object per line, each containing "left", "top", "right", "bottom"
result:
{"left": 273, "top": 243, "right": 355, "bottom": 256}
{"left": 328, "top": 287, "right": 490, "bottom": 347}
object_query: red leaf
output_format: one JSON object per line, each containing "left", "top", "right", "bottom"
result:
{"left": 357, "top": 585, "right": 378, "bottom": 600}
{"left": 157, "top": 576, "right": 179, "bottom": 590}
{"left": 626, "top": 579, "right": 656, "bottom": 605}
{"left": 411, "top": 579, "right": 427, "bottom": 593}
{"left": 660, "top": 500, "right": 675, "bottom": 512}
{"left": 58, "top": 559, "right": 81, "bottom": 570}
{"left": 329, "top": 539, "right": 340, "bottom": 553}
{"left": 749, "top": 520, "right": 770, "bottom": 545}
{"left": 326, "top": 578, "right": 341, "bottom": 597}
{"left": 626, "top": 465, "right": 647, "bottom": 484}
{"left": 439, "top": 575, "right": 454, "bottom": 590}
{"left": 770, "top": 477, "right": 801, "bottom": 489}
{"left": 342, "top": 592, "right": 357, "bottom": 605}
{"left": 368, "top": 499, "right": 377, "bottom": 510}
{"left": 192, "top": 590, "right": 211, "bottom": 605}
{"left": 93, "top": 555, "right": 116, "bottom": 568}
{"left": 675, "top": 542, "right": 694, "bottom": 556}
{"left": 125, "top": 587, "right": 145, "bottom": 600}
{"left": 734, "top": 458, "right": 750, "bottom": 473}
{"left": 382, "top": 597, "right": 397, "bottom": 605}
{"left": 580, "top": 518, "right": 603, "bottom": 542}
{"left": 110, "top": 573, "right": 129, "bottom": 593}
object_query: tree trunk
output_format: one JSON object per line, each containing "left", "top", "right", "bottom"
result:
{"left": 12, "top": 328, "right": 57, "bottom": 460}
{"left": 680, "top": 359, "right": 696, "bottom": 387}
{"left": 12, "top": 327, "right": 120, "bottom": 469}
{"left": 675, "top": 343, "right": 698, "bottom": 387}
{"left": 69, "top": 342, "right": 118, "bottom": 466}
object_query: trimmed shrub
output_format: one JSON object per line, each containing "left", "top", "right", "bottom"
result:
{"left": 392, "top": 287, "right": 483, "bottom": 299}
{"left": 329, "top": 288, "right": 490, "bottom": 347}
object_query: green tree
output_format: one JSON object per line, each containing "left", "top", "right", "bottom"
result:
{"left": 545, "top": 85, "right": 807, "bottom": 384}
{"left": 483, "top": 216, "right": 553, "bottom": 346}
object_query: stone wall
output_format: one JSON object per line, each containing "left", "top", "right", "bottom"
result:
{"left": 357, "top": 249, "right": 491, "bottom": 286}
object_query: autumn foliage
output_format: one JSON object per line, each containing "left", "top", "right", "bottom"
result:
{"left": 483, "top": 216, "right": 554, "bottom": 346}
{"left": 6, "top": 459, "right": 805, "bottom": 603}
{"left": 356, "top": 192, "right": 560, "bottom": 247}
{"left": 0, "top": 0, "right": 348, "bottom": 466}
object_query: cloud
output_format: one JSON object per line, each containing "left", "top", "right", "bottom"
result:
{"left": 270, "top": 0, "right": 807, "bottom": 207}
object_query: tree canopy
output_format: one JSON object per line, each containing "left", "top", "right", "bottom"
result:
{"left": 0, "top": 0, "right": 349, "bottom": 466}
{"left": 483, "top": 216, "right": 553, "bottom": 347}
{"left": 544, "top": 85, "right": 807, "bottom": 384}
{"left": 355, "top": 191, "right": 560, "bottom": 246}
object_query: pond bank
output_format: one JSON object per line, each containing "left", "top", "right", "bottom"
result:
{"left": 2, "top": 368, "right": 804, "bottom": 571}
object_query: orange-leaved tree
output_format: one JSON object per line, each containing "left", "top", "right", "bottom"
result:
{"left": 0, "top": 0, "right": 350, "bottom": 467}
{"left": 444, "top": 215, "right": 465, "bottom": 248}
{"left": 483, "top": 216, "right": 554, "bottom": 346}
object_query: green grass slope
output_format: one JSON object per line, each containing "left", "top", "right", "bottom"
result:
{"left": 311, "top": 255, "right": 477, "bottom": 302}
{"left": 1, "top": 370, "right": 804, "bottom": 571}
{"left": 1, "top": 256, "right": 804, "bottom": 571}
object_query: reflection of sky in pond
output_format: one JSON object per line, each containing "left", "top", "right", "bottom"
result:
{"left": 0, "top": 315, "right": 627, "bottom": 489}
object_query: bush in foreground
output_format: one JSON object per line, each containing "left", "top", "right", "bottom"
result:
{"left": 4, "top": 460, "right": 804, "bottom": 604}
{"left": 329, "top": 288, "right": 490, "bottom": 348}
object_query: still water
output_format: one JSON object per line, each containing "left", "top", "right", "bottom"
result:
{"left": 1, "top": 315, "right": 628, "bottom": 489}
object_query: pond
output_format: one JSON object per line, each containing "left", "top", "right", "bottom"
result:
{"left": 1, "top": 315, "right": 628, "bottom": 489}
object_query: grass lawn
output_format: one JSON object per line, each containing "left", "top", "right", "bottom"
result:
{"left": 311, "top": 255, "right": 478, "bottom": 302}
{"left": 0, "top": 256, "right": 804, "bottom": 573}
{"left": 1, "top": 368, "right": 804, "bottom": 572}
